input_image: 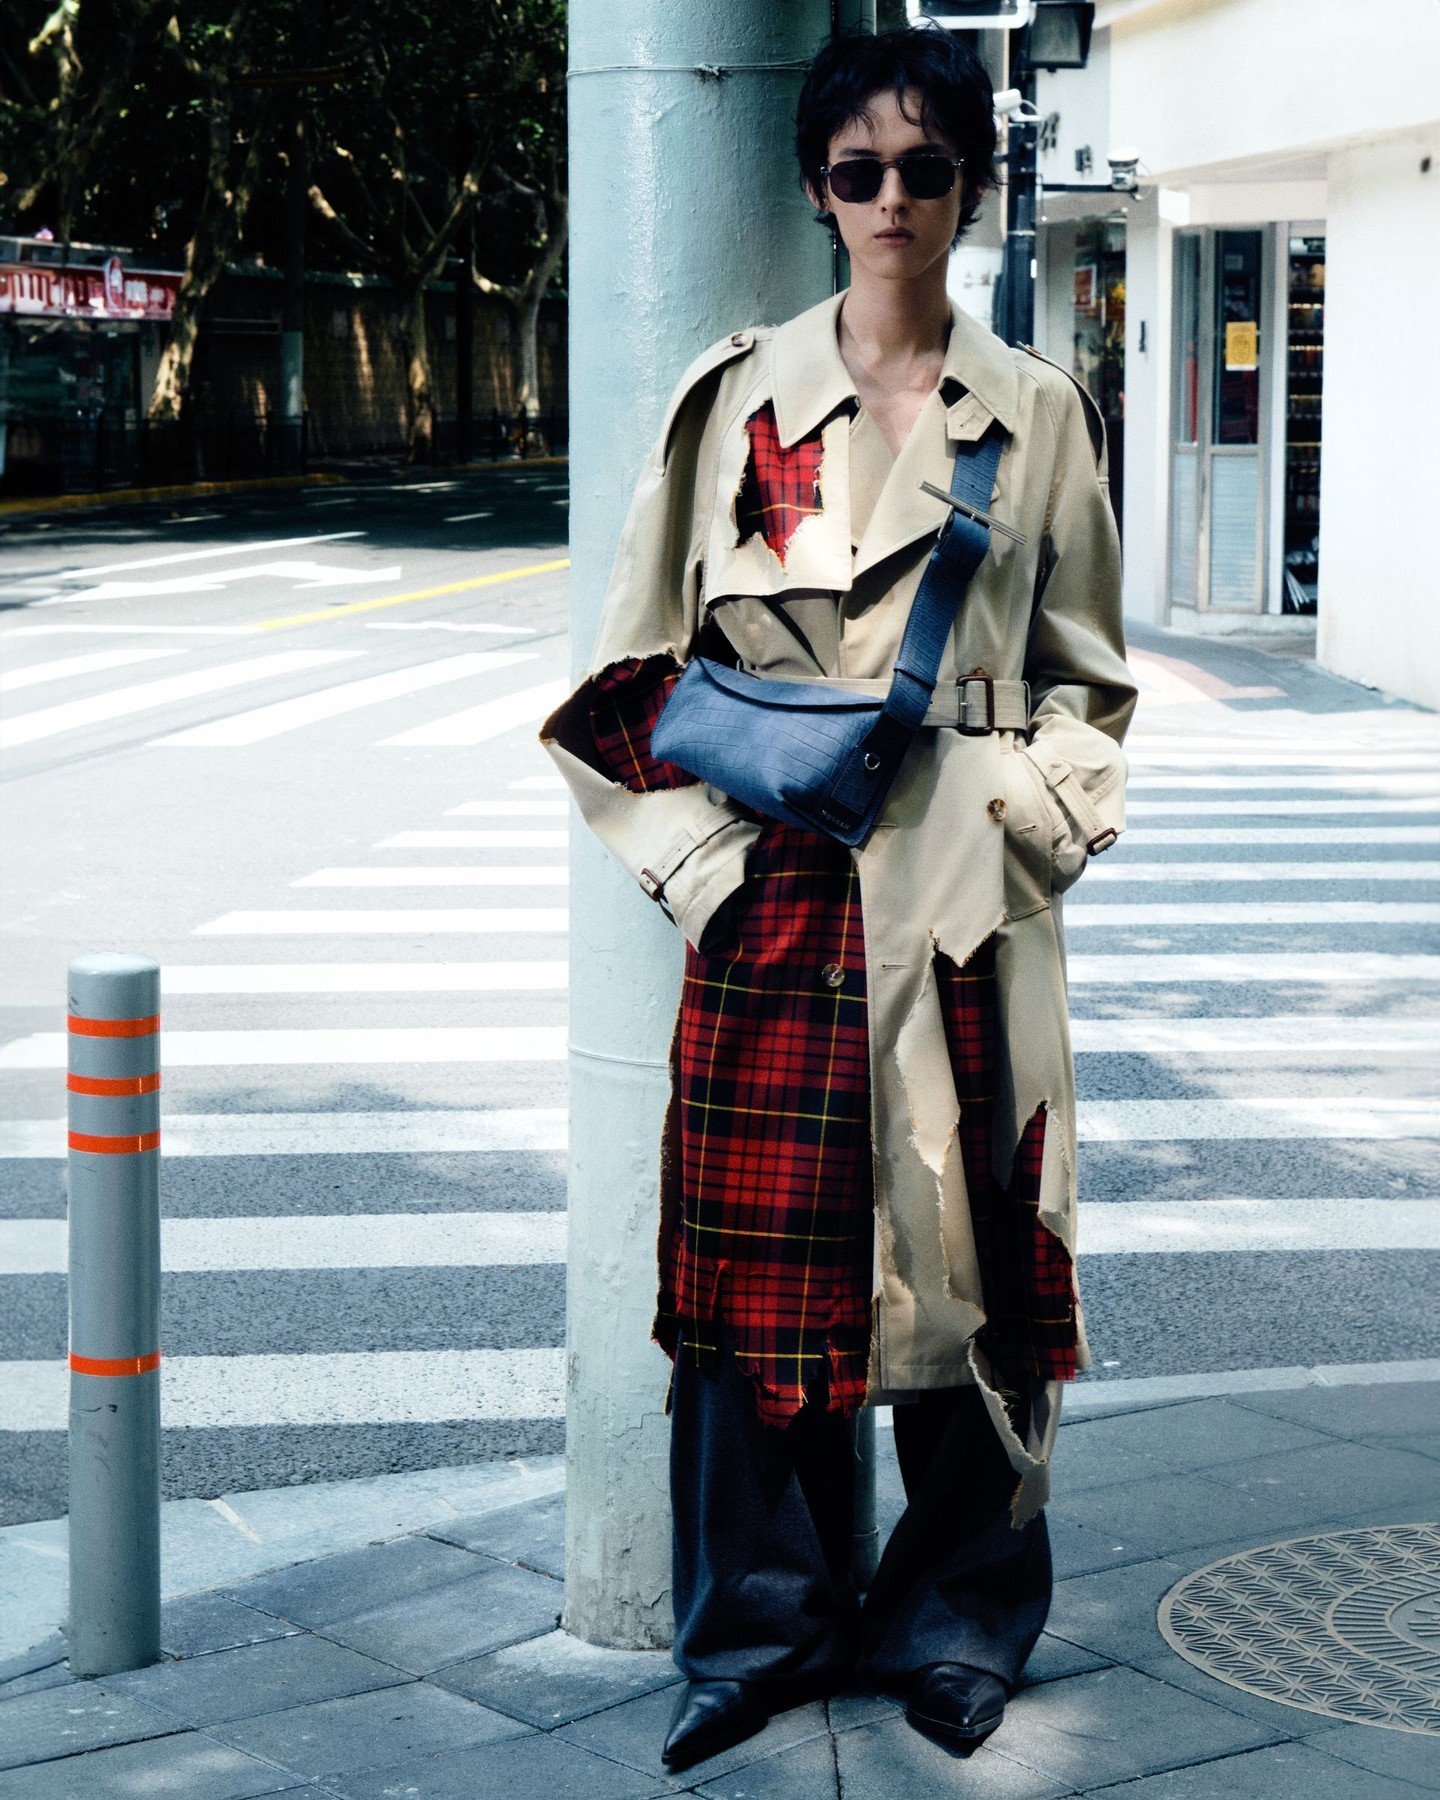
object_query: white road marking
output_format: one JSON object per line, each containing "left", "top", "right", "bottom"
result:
{"left": 35, "top": 532, "right": 365, "bottom": 583}
{"left": 0, "top": 624, "right": 263, "bottom": 636}
{"left": 150, "top": 651, "right": 536, "bottom": 747}
{"left": 1066, "top": 952, "right": 1440, "bottom": 984}
{"left": 0, "top": 1025, "right": 566, "bottom": 1069}
{"left": 0, "top": 1108, "right": 567, "bottom": 1158}
{"left": 192, "top": 907, "right": 568, "bottom": 935}
{"left": 365, "top": 621, "right": 533, "bottom": 635}
{"left": 510, "top": 774, "right": 565, "bottom": 789}
{"left": 0, "top": 645, "right": 184, "bottom": 692}
{"left": 294, "top": 866, "right": 567, "bottom": 888}
{"left": 0, "top": 650, "right": 359, "bottom": 748}
{"left": 445, "top": 800, "right": 568, "bottom": 817}
{"left": 381, "top": 679, "right": 567, "bottom": 746}
{"left": 1129, "top": 752, "right": 1439, "bottom": 770}
{"left": 1067, "top": 1017, "right": 1440, "bottom": 1055}
{"left": 1126, "top": 798, "right": 1439, "bottom": 815}
{"left": 1122, "top": 828, "right": 1438, "bottom": 845}
{"left": 1077, "top": 1098, "right": 1439, "bottom": 1140}
{"left": 443, "top": 511, "right": 495, "bottom": 522}
{"left": 1, "top": 1211, "right": 568, "bottom": 1275}
{"left": 1089, "top": 861, "right": 1439, "bottom": 883}
{"left": 156, "top": 961, "right": 569, "bottom": 994}
{"left": 1076, "top": 1198, "right": 1440, "bottom": 1255}
{"left": 380, "top": 830, "right": 568, "bottom": 849}
{"left": 1061, "top": 1358, "right": 1440, "bottom": 1414}
{"left": 1, "top": 1350, "right": 565, "bottom": 1431}
{"left": 52, "top": 560, "right": 404, "bottom": 603}
{"left": 1064, "top": 901, "right": 1440, "bottom": 925}
{"left": 1129, "top": 773, "right": 1439, "bottom": 793}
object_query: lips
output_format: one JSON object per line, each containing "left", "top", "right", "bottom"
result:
{"left": 875, "top": 230, "right": 914, "bottom": 243}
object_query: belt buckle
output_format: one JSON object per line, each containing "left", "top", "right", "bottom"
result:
{"left": 1086, "top": 827, "right": 1119, "bottom": 855}
{"left": 639, "top": 867, "right": 665, "bottom": 901}
{"left": 957, "top": 674, "right": 995, "bottom": 735}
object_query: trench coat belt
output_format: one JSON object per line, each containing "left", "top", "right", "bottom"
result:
{"left": 770, "top": 673, "right": 1031, "bottom": 732}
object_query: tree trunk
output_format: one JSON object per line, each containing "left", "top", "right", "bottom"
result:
{"left": 397, "top": 281, "right": 435, "bottom": 462}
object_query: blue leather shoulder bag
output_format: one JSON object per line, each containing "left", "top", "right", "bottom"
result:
{"left": 650, "top": 425, "right": 1007, "bottom": 848}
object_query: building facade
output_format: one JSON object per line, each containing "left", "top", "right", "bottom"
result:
{"left": 1025, "top": 0, "right": 1440, "bottom": 710}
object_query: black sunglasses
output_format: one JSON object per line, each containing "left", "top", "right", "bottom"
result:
{"left": 820, "top": 152, "right": 964, "bottom": 206}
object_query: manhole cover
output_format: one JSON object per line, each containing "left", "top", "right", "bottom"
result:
{"left": 1158, "top": 1523, "right": 1440, "bottom": 1735}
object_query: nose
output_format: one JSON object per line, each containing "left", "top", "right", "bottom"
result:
{"left": 876, "top": 165, "right": 909, "bottom": 210}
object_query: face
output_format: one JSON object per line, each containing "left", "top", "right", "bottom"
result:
{"left": 807, "top": 86, "right": 967, "bottom": 283}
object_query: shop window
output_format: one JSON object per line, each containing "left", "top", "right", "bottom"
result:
{"left": 1213, "top": 230, "right": 1261, "bottom": 446}
{"left": 1283, "top": 236, "right": 1324, "bottom": 612}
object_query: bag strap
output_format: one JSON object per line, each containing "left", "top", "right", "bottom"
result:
{"left": 881, "top": 427, "right": 1006, "bottom": 732}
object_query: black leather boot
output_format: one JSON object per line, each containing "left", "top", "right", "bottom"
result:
{"left": 661, "top": 1678, "right": 771, "bottom": 1770}
{"left": 905, "top": 1662, "right": 1008, "bottom": 1748}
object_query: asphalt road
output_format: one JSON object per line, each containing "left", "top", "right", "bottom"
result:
{"left": 1, "top": 470, "right": 1436, "bottom": 1525}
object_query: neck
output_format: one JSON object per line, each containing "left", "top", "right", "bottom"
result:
{"left": 837, "top": 263, "right": 953, "bottom": 366}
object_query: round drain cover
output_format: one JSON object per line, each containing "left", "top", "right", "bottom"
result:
{"left": 1158, "top": 1522, "right": 1440, "bottom": 1736}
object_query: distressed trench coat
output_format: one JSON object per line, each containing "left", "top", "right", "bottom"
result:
{"left": 541, "top": 286, "right": 1138, "bottom": 1525}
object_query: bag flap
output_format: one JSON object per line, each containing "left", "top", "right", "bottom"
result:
{"left": 694, "top": 658, "right": 881, "bottom": 713}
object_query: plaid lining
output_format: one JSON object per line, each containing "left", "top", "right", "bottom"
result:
{"left": 733, "top": 400, "right": 825, "bottom": 563}
{"left": 577, "top": 417, "right": 1079, "bottom": 1424}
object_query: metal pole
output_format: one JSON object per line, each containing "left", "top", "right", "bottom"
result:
{"left": 66, "top": 953, "right": 162, "bottom": 1676}
{"left": 851, "top": 1408, "right": 880, "bottom": 1588}
{"left": 1000, "top": 58, "right": 1037, "bottom": 347}
{"left": 564, "top": 0, "right": 836, "bottom": 1647}
{"left": 280, "top": 109, "right": 308, "bottom": 476}
{"left": 456, "top": 105, "right": 475, "bottom": 467}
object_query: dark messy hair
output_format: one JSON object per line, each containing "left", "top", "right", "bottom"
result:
{"left": 794, "top": 25, "right": 999, "bottom": 247}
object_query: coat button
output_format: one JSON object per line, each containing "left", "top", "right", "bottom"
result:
{"left": 821, "top": 963, "right": 845, "bottom": 989}
{"left": 987, "top": 796, "right": 1006, "bottom": 821}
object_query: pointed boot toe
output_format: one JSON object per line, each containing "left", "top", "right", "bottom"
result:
{"left": 661, "top": 1677, "right": 770, "bottom": 1771}
{"left": 905, "top": 1662, "right": 1008, "bottom": 1748}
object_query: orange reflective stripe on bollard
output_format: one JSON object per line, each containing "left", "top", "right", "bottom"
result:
{"left": 69, "top": 1350, "right": 162, "bottom": 1377}
{"left": 67, "top": 1013, "right": 160, "bottom": 1038}
{"left": 67, "top": 1129, "right": 161, "bottom": 1155}
{"left": 67, "top": 1072, "right": 162, "bottom": 1097}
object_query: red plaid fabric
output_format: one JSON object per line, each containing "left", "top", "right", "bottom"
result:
{"left": 570, "top": 424, "right": 1079, "bottom": 1425}
{"left": 734, "top": 401, "right": 825, "bottom": 563}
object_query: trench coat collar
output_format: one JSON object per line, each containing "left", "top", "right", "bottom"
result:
{"left": 769, "top": 284, "right": 1020, "bottom": 452}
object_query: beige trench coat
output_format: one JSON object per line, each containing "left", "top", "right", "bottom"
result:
{"left": 541, "top": 286, "right": 1138, "bottom": 1524}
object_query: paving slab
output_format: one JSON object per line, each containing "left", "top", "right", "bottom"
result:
{"left": 1131, "top": 1651, "right": 1341, "bottom": 1742}
{"left": 1057, "top": 1399, "right": 1332, "bottom": 1476}
{"left": 0, "top": 1729, "right": 308, "bottom": 1799}
{"left": 315, "top": 1727, "right": 673, "bottom": 1799}
{"left": 1081, "top": 1737, "right": 1430, "bottom": 1797}
{"left": 1019, "top": 1633, "right": 1113, "bottom": 1687}
{"left": 837, "top": 1715, "right": 1079, "bottom": 1799}
{"left": 431, "top": 1627, "right": 683, "bottom": 1727}
{"left": 1045, "top": 1556, "right": 1190, "bottom": 1664}
{"left": 990, "top": 1664, "right": 1279, "bottom": 1789}
{"left": 1303, "top": 1720, "right": 1440, "bottom": 1792}
{"left": 557, "top": 1682, "right": 834, "bottom": 1784}
{"left": 223, "top": 1531, "right": 483, "bottom": 1629}
{"left": 0, "top": 1680, "right": 178, "bottom": 1772}
{"left": 161, "top": 1591, "right": 301, "bottom": 1658}
{"left": 0, "top": 1661, "right": 76, "bottom": 1699}
{"left": 208, "top": 1679, "right": 529, "bottom": 1780}
{"left": 426, "top": 1488, "right": 566, "bottom": 1579}
{"left": 1228, "top": 1382, "right": 1440, "bottom": 1442}
{"left": 100, "top": 1631, "right": 408, "bottom": 1728}
{"left": 1048, "top": 1509, "right": 1167, "bottom": 1578}
{"left": 1207, "top": 1439, "right": 1440, "bottom": 1528}
{"left": 316, "top": 1558, "right": 562, "bottom": 1675}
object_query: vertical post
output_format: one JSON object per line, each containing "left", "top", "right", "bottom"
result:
{"left": 456, "top": 103, "right": 475, "bottom": 467}
{"left": 564, "top": 0, "right": 836, "bottom": 1647}
{"left": 851, "top": 1408, "right": 879, "bottom": 1587}
{"left": 66, "top": 953, "right": 162, "bottom": 1676}
{"left": 999, "top": 51, "right": 1037, "bottom": 347}
{"left": 280, "top": 108, "right": 308, "bottom": 476}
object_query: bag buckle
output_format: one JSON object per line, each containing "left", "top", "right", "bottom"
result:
{"left": 956, "top": 674, "right": 995, "bottom": 735}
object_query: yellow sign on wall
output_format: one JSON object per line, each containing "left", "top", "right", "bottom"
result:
{"left": 1225, "top": 320, "right": 1258, "bottom": 370}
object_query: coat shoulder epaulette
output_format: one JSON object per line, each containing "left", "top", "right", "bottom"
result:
{"left": 1017, "top": 342, "right": 1106, "bottom": 468}
{"left": 658, "top": 327, "right": 766, "bottom": 466}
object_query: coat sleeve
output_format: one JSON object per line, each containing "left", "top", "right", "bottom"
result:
{"left": 1018, "top": 369, "right": 1139, "bottom": 880}
{"left": 538, "top": 337, "right": 764, "bottom": 950}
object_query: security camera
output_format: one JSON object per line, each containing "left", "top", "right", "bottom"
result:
{"left": 1107, "top": 146, "right": 1141, "bottom": 190}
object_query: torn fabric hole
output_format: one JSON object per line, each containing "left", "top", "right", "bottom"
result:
{"left": 733, "top": 400, "right": 825, "bottom": 565}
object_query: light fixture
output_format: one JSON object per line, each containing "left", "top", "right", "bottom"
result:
{"left": 1020, "top": 1, "right": 1094, "bottom": 70}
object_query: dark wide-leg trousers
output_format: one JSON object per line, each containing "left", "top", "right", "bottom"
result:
{"left": 669, "top": 1330, "right": 1053, "bottom": 1691}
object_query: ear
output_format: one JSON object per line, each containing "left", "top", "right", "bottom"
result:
{"left": 804, "top": 175, "right": 827, "bottom": 214}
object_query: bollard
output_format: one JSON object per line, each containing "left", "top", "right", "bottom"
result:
{"left": 66, "top": 953, "right": 162, "bottom": 1675}
{"left": 852, "top": 1407, "right": 880, "bottom": 1590}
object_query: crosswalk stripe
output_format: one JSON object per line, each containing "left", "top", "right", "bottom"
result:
{"left": 193, "top": 907, "right": 569, "bottom": 935}
{"left": 1126, "top": 798, "right": 1439, "bottom": 815}
{"left": 0, "top": 1212, "right": 568, "bottom": 1274}
{"left": 0, "top": 650, "right": 359, "bottom": 748}
{"left": 0, "top": 1025, "right": 567, "bottom": 1069}
{"left": 1067, "top": 1017, "right": 1439, "bottom": 1054}
{"left": 7, "top": 1198, "right": 1434, "bottom": 1278}
{"left": 1088, "top": 861, "right": 1440, "bottom": 883}
{"left": 0, "top": 645, "right": 184, "bottom": 692}
{"left": 293, "top": 866, "right": 568, "bottom": 888}
{"left": 380, "top": 678, "right": 568, "bottom": 746}
{"left": 1129, "top": 773, "right": 1439, "bottom": 793}
{"left": 1064, "top": 901, "right": 1440, "bottom": 924}
{"left": 380, "top": 830, "right": 568, "bottom": 849}
{"left": 1121, "top": 827, "right": 1438, "bottom": 844}
{"left": 1129, "top": 752, "right": 1440, "bottom": 770}
{"left": 1066, "top": 952, "right": 1440, "bottom": 984}
{"left": 0, "top": 1108, "right": 567, "bottom": 1158}
{"left": 149, "top": 651, "right": 537, "bottom": 746}
{"left": 445, "top": 800, "right": 569, "bottom": 817}
{"left": 510, "top": 774, "right": 565, "bottom": 789}
{"left": 155, "top": 962, "right": 570, "bottom": 995}
{"left": 39, "top": 531, "right": 364, "bottom": 585}
{"left": 1078, "top": 1098, "right": 1438, "bottom": 1140}
{"left": 0, "top": 1350, "right": 566, "bottom": 1431}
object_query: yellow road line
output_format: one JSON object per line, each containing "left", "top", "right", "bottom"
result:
{"left": 0, "top": 472, "right": 347, "bottom": 519}
{"left": 258, "top": 557, "right": 571, "bottom": 630}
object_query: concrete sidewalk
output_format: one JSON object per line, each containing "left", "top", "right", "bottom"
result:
{"left": 2, "top": 1379, "right": 1437, "bottom": 1797}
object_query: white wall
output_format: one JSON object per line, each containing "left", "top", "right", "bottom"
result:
{"left": 1316, "top": 130, "right": 1440, "bottom": 710}
{"left": 1118, "top": 203, "right": 1173, "bottom": 626}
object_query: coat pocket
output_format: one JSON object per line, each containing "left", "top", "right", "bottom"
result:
{"left": 1000, "top": 740, "right": 1056, "bottom": 920}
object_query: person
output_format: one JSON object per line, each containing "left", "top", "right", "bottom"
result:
{"left": 540, "top": 23, "right": 1136, "bottom": 1772}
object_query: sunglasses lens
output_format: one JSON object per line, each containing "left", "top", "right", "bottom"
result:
{"left": 827, "top": 161, "right": 883, "bottom": 204}
{"left": 900, "top": 154, "right": 957, "bottom": 199}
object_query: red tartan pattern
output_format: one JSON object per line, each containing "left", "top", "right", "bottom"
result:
{"left": 733, "top": 400, "right": 825, "bottom": 563}
{"left": 575, "top": 413, "right": 1080, "bottom": 1424}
